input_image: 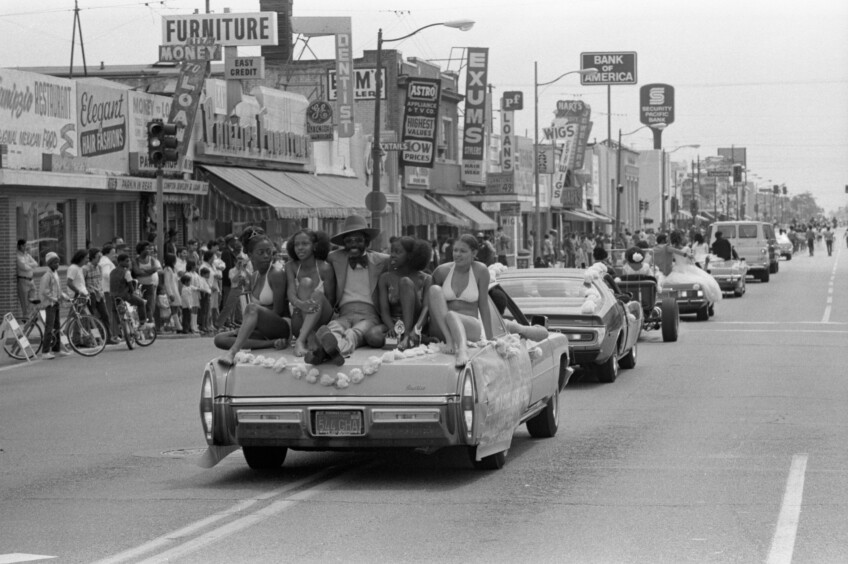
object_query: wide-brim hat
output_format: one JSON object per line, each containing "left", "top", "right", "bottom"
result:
{"left": 330, "top": 214, "right": 381, "bottom": 245}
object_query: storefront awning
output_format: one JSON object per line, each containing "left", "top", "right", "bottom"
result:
{"left": 402, "top": 194, "right": 469, "bottom": 227}
{"left": 560, "top": 209, "right": 597, "bottom": 222}
{"left": 580, "top": 210, "right": 613, "bottom": 223}
{"left": 700, "top": 211, "right": 715, "bottom": 220}
{"left": 440, "top": 196, "right": 497, "bottom": 231}
{"left": 198, "top": 166, "right": 368, "bottom": 221}
{"left": 695, "top": 214, "right": 711, "bottom": 222}
{"left": 674, "top": 210, "right": 693, "bottom": 219}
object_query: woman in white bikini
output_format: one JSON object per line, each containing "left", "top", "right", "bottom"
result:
{"left": 426, "top": 234, "right": 493, "bottom": 367}
{"left": 285, "top": 229, "right": 336, "bottom": 357}
{"left": 216, "top": 227, "right": 290, "bottom": 366}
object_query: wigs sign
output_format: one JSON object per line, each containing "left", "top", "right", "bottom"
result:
{"left": 461, "top": 47, "right": 489, "bottom": 184}
{"left": 400, "top": 78, "right": 441, "bottom": 168}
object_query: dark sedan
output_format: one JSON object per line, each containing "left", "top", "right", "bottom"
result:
{"left": 497, "top": 269, "right": 642, "bottom": 383}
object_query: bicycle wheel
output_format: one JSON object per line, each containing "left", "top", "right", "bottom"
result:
{"left": 120, "top": 317, "right": 135, "bottom": 350}
{"left": 3, "top": 317, "right": 43, "bottom": 360}
{"left": 67, "top": 315, "right": 107, "bottom": 357}
{"left": 134, "top": 323, "right": 157, "bottom": 347}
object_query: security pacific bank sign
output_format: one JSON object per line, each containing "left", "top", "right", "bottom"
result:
{"left": 580, "top": 52, "right": 637, "bottom": 85}
{"left": 161, "top": 12, "right": 278, "bottom": 46}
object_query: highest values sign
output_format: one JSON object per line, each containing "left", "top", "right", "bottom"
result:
{"left": 580, "top": 52, "right": 637, "bottom": 85}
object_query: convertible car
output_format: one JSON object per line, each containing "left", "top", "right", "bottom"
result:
{"left": 497, "top": 269, "right": 642, "bottom": 384}
{"left": 199, "top": 284, "right": 571, "bottom": 472}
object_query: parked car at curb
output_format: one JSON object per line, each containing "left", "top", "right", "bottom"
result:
{"left": 497, "top": 269, "right": 642, "bottom": 384}
{"left": 198, "top": 283, "right": 571, "bottom": 472}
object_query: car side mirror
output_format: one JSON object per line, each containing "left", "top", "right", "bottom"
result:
{"left": 530, "top": 314, "right": 548, "bottom": 328}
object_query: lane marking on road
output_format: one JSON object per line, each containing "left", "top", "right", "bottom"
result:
{"left": 92, "top": 466, "right": 345, "bottom": 564}
{"left": 0, "top": 555, "right": 56, "bottom": 564}
{"left": 709, "top": 321, "right": 847, "bottom": 325}
{"left": 767, "top": 454, "right": 808, "bottom": 564}
{"left": 687, "top": 328, "right": 846, "bottom": 334}
{"left": 0, "top": 361, "right": 41, "bottom": 374}
{"left": 134, "top": 465, "right": 367, "bottom": 564}
{"left": 821, "top": 306, "right": 832, "bottom": 324}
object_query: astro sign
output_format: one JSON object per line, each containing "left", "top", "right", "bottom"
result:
{"left": 400, "top": 78, "right": 441, "bottom": 168}
{"left": 161, "top": 12, "right": 278, "bottom": 47}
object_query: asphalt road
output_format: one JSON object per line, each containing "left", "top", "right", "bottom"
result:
{"left": 1, "top": 237, "right": 846, "bottom": 564}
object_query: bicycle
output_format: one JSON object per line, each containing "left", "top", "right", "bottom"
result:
{"left": 114, "top": 296, "right": 157, "bottom": 350}
{"left": 3, "top": 296, "right": 107, "bottom": 359}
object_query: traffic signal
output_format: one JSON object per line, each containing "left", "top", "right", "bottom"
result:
{"left": 732, "top": 164, "right": 743, "bottom": 183}
{"left": 773, "top": 184, "right": 780, "bottom": 195}
{"left": 782, "top": 185, "right": 787, "bottom": 195}
{"left": 147, "top": 120, "right": 179, "bottom": 166}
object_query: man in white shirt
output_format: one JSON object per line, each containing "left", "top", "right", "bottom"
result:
{"left": 16, "top": 239, "right": 39, "bottom": 318}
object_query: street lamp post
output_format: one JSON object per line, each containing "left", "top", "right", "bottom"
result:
{"left": 370, "top": 19, "right": 474, "bottom": 246}
{"left": 660, "top": 144, "right": 700, "bottom": 232}
{"left": 533, "top": 64, "right": 598, "bottom": 260}
{"left": 616, "top": 124, "right": 662, "bottom": 244}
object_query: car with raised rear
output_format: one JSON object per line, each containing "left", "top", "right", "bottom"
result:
{"left": 496, "top": 268, "right": 642, "bottom": 384}
{"left": 199, "top": 283, "right": 570, "bottom": 471}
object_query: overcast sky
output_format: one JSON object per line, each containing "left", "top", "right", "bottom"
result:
{"left": 2, "top": 0, "right": 846, "bottom": 213}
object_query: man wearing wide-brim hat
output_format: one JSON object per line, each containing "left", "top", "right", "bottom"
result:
{"left": 307, "top": 214, "right": 390, "bottom": 365}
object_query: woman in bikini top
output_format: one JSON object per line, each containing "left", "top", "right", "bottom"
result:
{"left": 215, "top": 227, "right": 290, "bottom": 366}
{"left": 423, "top": 234, "right": 493, "bottom": 368}
{"left": 377, "top": 236, "right": 432, "bottom": 350}
{"left": 285, "top": 229, "right": 335, "bottom": 357}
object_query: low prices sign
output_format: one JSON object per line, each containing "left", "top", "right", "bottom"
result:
{"left": 400, "top": 78, "right": 441, "bottom": 168}
{"left": 640, "top": 83, "right": 674, "bottom": 127}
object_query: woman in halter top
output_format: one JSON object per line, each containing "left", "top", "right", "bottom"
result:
{"left": 378, "top": 236, "right": 432, "bottom": 350}
{"left": 216, "top": 226, "right": 291, "bottom": 366}
{"left": 425, "top": 234, "right": 493, "bottom": 367}
{"left": 285, "top": 229, "right": 336, "bottom": 357}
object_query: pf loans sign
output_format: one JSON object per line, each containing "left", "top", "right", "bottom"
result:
{"left": 580, "top": 52, "right": 637, "bottom": 85}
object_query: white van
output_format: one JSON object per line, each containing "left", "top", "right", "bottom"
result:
{"left": 705, "top": 221, "right": 778, "bottom": 282}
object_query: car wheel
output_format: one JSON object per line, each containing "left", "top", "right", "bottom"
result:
{"left": 596, "top": 355, "right": 618, "bottom": 383}
{"left": 243, "top": 446, "right": 287, "bottom": 470}
{"left": 661, "top": 297, "right": 679, "bottom": 342}
{"left": 708, "top": 304, "right": 715, "bottom": 317}
{"left": 619, "top": 342, "right": 637, "bottom": 369}
{"left": 696, "top": 305, "right": 709, "bottom": 321}
{"left": 468, "top": 446, "right": 507, "bottom": 470}
{"left": 526, "top": 390, "right": 559, "bottom": 438}
{"left": 786, "top": 253, "right": 792, "bottom": 261}
{"left": 760, "top": 269, "right": 770, "bottom": 283}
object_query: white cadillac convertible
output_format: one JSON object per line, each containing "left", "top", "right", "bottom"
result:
{"left": 199, "top": 283, "right": 571, "bottom": 471}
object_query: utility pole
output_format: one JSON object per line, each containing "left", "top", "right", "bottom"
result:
{"left": 69, "top": 0, "right": 88, "bottom": 77}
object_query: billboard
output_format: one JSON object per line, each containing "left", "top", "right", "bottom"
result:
{"left": 461, "top": 47, "right": 489, "bottom": 184}
{"left": 76, "top": 80, "right": 128, "bottom": 174}
{"left": 580, "top": 52, "right": 637, "bottom": 85}
{"left": 161, "top": 12, "right": 278, "bottom": 47}
{"left": 640, "top": 83, "right": 675, "bottom": 127}
{"left": 400, "top": 78, "right": 441, "bottom": 168}
{"left": 0, "top": 68, "right": 76, "bottom": 170}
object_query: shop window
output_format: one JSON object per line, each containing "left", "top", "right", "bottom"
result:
{"left": 16, "top": 201, "right": 68, "bottom": 266}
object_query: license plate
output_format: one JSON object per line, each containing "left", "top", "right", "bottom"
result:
{"left": 314, "top": 410, "right": 364, "bottom": 436}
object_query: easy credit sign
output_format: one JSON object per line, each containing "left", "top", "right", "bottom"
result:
{"left": 225, "top": 56, "right": 265, "bottom": 79}
{"left": 580, "top": 52, "right": 637, "bottom": 85}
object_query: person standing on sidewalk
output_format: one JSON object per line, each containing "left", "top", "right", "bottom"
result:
{"left": 38, "top": 252, "right": 70, "bottom": 360}
{"left": 132, "top": 241, "right": 161, "bottom": 327}
{"left": 16, "top": 239, "right": 39, "bottom": 318}
{"left": 84, "top": 247, "right": 118, "bottom": 344}
{"left": 805, "top": 227, "right": 816, "bottom": 256}
{"left": 99, "top": 244, "right": 119, "bottom": 340}
{"left": 494, "top": 226, "right": 511, "bottom": 266}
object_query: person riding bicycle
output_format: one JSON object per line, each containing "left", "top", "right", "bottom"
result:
{"left": 110, "top": 253, "right": 152, "bottom": 328}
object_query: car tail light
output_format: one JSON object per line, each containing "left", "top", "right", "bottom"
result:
{"left": 460, "top": 366, "right": 475, "bottom": 442}
{"left": 200, "top": 366, "right": 214, "bottom": 442}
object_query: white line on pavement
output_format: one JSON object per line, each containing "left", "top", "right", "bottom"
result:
{"left": 0, "top": 555, "right": 56, "bottom": 564}
{"left": 687, "top": 328, "right": 846, "bottom": 334}
{"left": 821, "top": 306, "right": 832, "bottom": 324}
{"left": 91, "top": 467, "right": 341, "bottom": 564}
{"left": 767, "top": 454, "right": 808, "bottom": 564}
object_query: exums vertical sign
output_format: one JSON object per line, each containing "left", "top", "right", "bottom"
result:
{"left": 461, "top": 47, "right": 488, "bottom": 185}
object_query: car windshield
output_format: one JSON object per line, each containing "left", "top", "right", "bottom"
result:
{"left": 499, "top": 276, "right": 594, "bottom": 304}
